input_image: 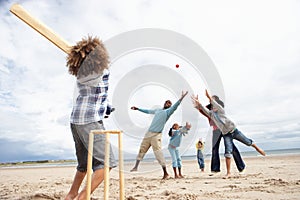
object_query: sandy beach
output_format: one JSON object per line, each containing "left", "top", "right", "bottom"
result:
{"left": 1, "top": 154, "right": 300, "bottom": 200}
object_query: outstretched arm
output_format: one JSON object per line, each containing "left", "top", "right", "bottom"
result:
{"left": 191, "top": 94, "right": 210, "bottom": 117}
{"left": 205, "top": 89, "right": 224, "bottom": 113}
{"left": 205, "top": 89, "right": 212, "bottom": 102}
{"left": 179, "top": 122, "right": 191, "bottom": 136}
{"left": 191, "top": 94, "right": 201, "bottom": 110}
{"left": 166, "top": 91, "right": 189, "bottom": 117}
{"left": 185, "top": 122, "right": 192, "bottom": 130}
{"left": 130, "top": 106, "right": 155, "bottom": 114}
{"left": 179, "top": 91, "right": 188, "bottom": 101}
{"left": 198, "top": 107, "right": 210, "bottom": 119}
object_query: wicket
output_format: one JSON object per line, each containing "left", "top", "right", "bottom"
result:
{"left": 86, "top": 130, "right": 124, "bottom": 200}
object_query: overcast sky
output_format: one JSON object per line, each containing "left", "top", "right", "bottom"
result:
{"left": 0, "top": 0, "right": 300, "bottom": 163}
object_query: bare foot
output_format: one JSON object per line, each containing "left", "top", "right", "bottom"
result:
{"left": 174, "top": 175, "right": 179, "bottom": 179}
{"left": 130, "top": 168, "right": 138, "bottom": 172}
{"left": 252, "top": 144, "right": 266, "bottom": 156}
{"left": 65, "top": 193, "right": 78, "bottom": 200}
{"left": 178, "top": 175, "right": 184, "bottom": 178}
{"left": 209, "top": 171, "right": 220, "bottom": 176}
{"left": 257, "top": 148, "right": 266, "bottom": 156}
{"left": 162, "top": 174, "right": 169, "bottom": 180}
{"left": 222, "top": 174, "right": 231, "bottom": 179}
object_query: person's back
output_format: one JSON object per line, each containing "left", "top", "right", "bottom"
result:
{"left": 65, "top": 37, "right": 116, "bottom": 200}
{"left": 71, "top": 69, "right": 110, "bottom": 125}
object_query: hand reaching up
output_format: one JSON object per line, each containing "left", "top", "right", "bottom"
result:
{"left": 185, "top": 122, "right": 192, "bottom": 130}
{"left": 205, "top": 89, "right": 212, "bottom": 101}
{"left": 180, "top": 91, "right": 188, "bottom": 101}
{"left": 191, "top": 94, "right": 201, "bottom": 110}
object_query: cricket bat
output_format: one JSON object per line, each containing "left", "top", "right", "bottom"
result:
{"left": 10, "top": 3, "right": 71, "bottom": 54}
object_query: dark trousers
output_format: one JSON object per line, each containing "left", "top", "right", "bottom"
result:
{"left": 211, "top": 129, "right": 245, "bottom": 172}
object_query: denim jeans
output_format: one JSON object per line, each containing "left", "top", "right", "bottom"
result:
{"left": 211, "top": 129, "right": 245, "bottom": 172}
{"left": 223, "top": 128, "right": 253, "bottom": 159}
{"left": 197, "top": 150, "right": 205, "bottom": 169}
{"left": 168, "top": 146, "right": 182, "bottom": 168}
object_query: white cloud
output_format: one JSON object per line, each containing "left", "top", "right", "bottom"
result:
{"left": 0, "top": 0, "right": 299, "bottom": 162}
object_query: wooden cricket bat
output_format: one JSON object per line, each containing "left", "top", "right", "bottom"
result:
{"left": 10, "top": 3, "right": 71, "bottom": 54}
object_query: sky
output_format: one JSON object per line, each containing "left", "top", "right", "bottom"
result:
{"left": 0, "top": 0, "right": 300, "bottom": 163}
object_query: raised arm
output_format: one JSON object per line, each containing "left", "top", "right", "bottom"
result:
{"left": 179, "top": 91, "right": 188, "bottom": 101}
{"left": 205, "top": 89, "right": 225, "bottom": 113}
{"left": 191, "top": 94, "right": 210, "bottom": 117}
{"left": 199, "top": 107, "right": 210, "bottom": 119}
{"left": 179, "top": 122, "right": 191, "bottom": 136}
{"left": 166, "top": 91, "right": 189, "bottom": 117}
{"left": 205, "top": 89, "right": 212, "bottom": 102}
{"left": 130, "top": 106, "right": 155, "bottom": 114}
{"left": 184, "top": 122, "right": 192, "bottom": 130}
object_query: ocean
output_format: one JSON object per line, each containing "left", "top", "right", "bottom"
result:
{"left": 1, "top": 148, "right": 300, "bottom": 169}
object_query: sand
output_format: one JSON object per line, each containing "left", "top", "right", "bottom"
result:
{"left": 1, "top": 154, "right": 300, "bottom": 200}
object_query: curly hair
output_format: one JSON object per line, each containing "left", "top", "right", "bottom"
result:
{"left": 66, "top": 36, "right": 109, "bottom": 77}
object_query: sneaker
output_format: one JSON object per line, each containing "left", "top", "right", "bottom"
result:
{"left": 239, "top": 169, "right": 245, "bottom": 175}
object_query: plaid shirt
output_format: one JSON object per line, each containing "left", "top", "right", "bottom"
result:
{"left": 70, "top": 70, "right": 110, "bottom": 125}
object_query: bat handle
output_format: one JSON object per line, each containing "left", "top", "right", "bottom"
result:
{"left": 10, "top": 3, "right": 71, "bottom": 54}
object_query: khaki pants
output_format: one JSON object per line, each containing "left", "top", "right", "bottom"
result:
{"left": 136, "top": 132, "right": 166, "bottom": 167}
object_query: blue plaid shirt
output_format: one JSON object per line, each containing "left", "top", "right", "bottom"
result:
{"left": 70, "top": 70, "right": 110, "bottom": 125}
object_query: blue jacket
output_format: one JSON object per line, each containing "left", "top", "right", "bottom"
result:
{"left": 169, "top": 126, "right": 189, "bottom": 148}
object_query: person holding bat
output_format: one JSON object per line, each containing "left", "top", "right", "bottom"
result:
{"left": 9, "top": 4, "right": 117, "bottom": 199}
{"left": 191, "top": 90, "right": 265, "bottom": 179}
{"left": 65, "top": 37, "right": 117, "bottom": 200}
